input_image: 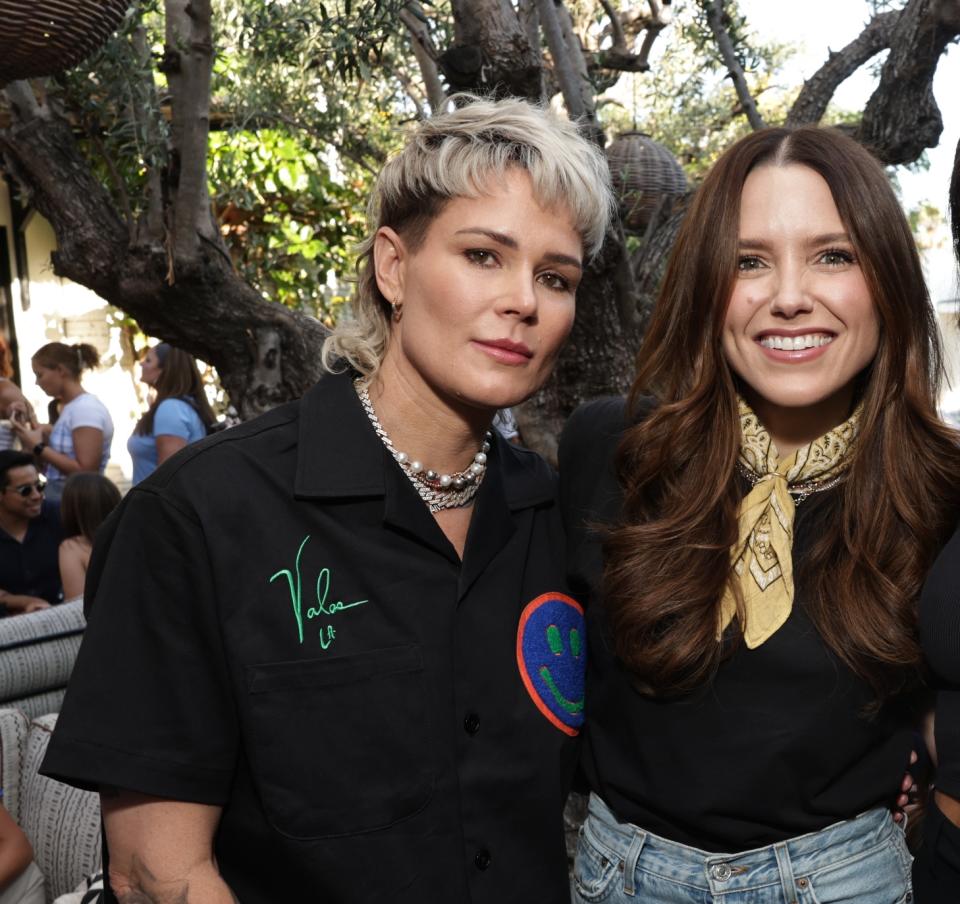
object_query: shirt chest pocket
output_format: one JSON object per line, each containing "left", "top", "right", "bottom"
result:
{"left": 244, "top": 644, "right": 436, "bottom": 839}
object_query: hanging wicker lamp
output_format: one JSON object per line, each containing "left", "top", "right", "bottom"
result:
{"left": 606, "top": 131, "right": 688, "bottom": 232}
{"left": 0, "top": 0, "right": 131, "bottom": 88}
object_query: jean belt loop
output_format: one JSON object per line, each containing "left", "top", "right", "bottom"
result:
{"left": 621, "top": 829, "right": 647, "bottom": 897}
{"left": 774, "top": 841, "right": 800, "bottom": 904}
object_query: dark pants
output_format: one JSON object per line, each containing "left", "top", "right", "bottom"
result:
{"left": 913, "top": 798, "right": 960, "bottom": 903}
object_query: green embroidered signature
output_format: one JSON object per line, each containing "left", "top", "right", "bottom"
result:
{"left": 269, "top": 535, "right": 368, "bottom": 649}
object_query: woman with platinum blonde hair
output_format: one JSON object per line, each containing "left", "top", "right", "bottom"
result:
{"left": 43, "top": 95, "right": 614, "bottom": 904}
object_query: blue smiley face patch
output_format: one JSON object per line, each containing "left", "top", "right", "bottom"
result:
{"left": 516, "top": 593, "right": 585, "bottom": 736}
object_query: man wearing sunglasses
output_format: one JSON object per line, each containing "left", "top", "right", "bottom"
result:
{"left": 0, "top": 450, "right": 62, "bottom": 616}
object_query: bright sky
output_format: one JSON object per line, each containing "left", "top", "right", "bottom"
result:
{"left": 739, "top": 0, "right": 960, "bottom": 302}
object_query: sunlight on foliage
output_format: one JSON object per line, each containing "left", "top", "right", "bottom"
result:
{"left": 208, "top": 129, "right": 368, "bottom": 317}
{"left": 598, "top": 5, "right": 797, "bottom": 181}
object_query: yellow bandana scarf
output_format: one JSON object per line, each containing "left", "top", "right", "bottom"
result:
{"left": 718, "top": 398, "right": 860, "bottom": 648}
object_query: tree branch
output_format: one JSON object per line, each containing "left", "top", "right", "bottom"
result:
{"left": 588, "top": 1, "right": 671, "bottom": 74}
{"left": 536, "top": 0, "right": 601, "bottom": 139}
{"left": 703, "top": 0, "right": 765, "bottom": 131}
{"left": 786, "top": 9, "right": 900, "bottom": 126}
{"left": 165, "top": 0, "right": 220, "bottom": 265}
{"left": 517, "top": 0, "right": 547, "bottom": 98}
{"left": 599, "top": 0, "right": 628, "bottom": 50}
{"left": 131, "top": 23, "right": 167, "bottom": 245}
{"left": 857, "top": 0, "right": 960, "bottom": 165}
{"left": 2, "top": 81, "right": 45, "bottom": 122}
{"left": 636, "top": 1, "right": 671, "bottom": 70}
{"left": 446, "top": 0, "right": 543, "bottom": 99}
{"left": 399, "top": 4, "right": 446, "bottom": 113}
{"left": 90, "top": 130, "right": 134, "bottom": 240}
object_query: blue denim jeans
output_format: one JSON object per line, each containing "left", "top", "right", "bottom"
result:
{"left": 573, "top": 793, "right": 913, "bottom": 903}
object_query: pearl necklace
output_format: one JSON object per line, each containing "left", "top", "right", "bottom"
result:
{"left": 355, "top": 379, "right": 491, "bottom": 512}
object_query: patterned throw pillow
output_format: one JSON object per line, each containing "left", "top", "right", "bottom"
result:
{"left": 53, "top": 869, "right": 104, "bottom": 904}
{"left": 19, "top": 715, "right": 102, "bottom": 902}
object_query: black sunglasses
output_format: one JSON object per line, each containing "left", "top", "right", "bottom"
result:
{"left": 8, "top": 479, "right": 46, "bottom": 498}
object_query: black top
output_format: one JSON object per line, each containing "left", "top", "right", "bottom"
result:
{"left": 559, "top": 397, "right": 914, "bottom": 853}
{"left": 0, "top": 500, "right": 62, "bottom": 608}
{"left": 920, "top": 523, "right": 960, "bottom": 797}
{"left": 42, "top": 370, "right": 582, "bottom": 904}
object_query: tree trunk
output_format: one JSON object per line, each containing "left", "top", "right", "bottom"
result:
{"left": 445, "top": 0, "right": 543, "bottom": 99}
{"left": 516, "top": 236, "right": 640, "bottom": 464}
{"left": 164, "top": 0, "right": 221, "bottom": 262}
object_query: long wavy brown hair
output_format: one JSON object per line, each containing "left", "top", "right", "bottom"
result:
{"left": 134, "top": 344, "right": 214, "bottom": 436}
{"left": 604, "top": 126, "right": 960, "bottom": 699}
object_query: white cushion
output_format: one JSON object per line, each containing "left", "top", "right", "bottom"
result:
{"left": 19, "top": 715, "right": 101, "bottom": 904}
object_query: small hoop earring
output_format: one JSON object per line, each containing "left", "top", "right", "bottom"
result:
{"left": 391, "top": 296, "right": 403, "bottom": 321}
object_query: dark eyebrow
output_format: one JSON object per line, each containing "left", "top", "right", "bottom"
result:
{"left": 455, "top": 228, "right": 518, "bottom": 249}
{"left": 808, "top": 232, "right": 852, "bottom": 246}
{"left": 738, "top": 232, "right": 853, "bottom": 250}
{"left": 454, "top": 228, "right": 582, "bottom": 271}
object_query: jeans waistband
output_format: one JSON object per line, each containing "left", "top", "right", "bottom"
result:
{"left": 585, "top": 792, "right": 899, "bottom": 896}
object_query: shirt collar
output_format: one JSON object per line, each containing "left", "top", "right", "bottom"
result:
{"left": 293, "top": 369, "right": 554, "bottom": 510}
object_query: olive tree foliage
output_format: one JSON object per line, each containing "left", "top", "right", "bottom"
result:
{"left": 0, "top": 0, "right": 958, "bottom": 435}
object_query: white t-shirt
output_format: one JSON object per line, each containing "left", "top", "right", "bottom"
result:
{"left": 47, "top": 393, "right": 114, "bottom": 481}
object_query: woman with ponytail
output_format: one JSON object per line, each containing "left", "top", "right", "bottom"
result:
{"left": 561, "top": 126, "right": 960, "bottom": 904}
{"left": 11, "top": 342, "right": 113, "bottom": 504}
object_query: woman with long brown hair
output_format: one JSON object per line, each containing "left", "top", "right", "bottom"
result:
{"left": 127, "top": 343, "right": 214, "bottom": 484}
{"left": 561, "top": 126, "right": 960, "bottom": 903}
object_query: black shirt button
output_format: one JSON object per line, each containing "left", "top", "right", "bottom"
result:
{"left": 463, "top": 712, "right": 480, "bottom": 735}
{"left": 474, "top": 849, "right": 491, "bottom": 870}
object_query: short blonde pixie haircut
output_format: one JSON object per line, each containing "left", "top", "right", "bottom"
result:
{"left": 322, "top": 95, "right": 615, "bottom": 377}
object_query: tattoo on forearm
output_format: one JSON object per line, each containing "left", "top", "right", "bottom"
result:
{"left": 117, "top": 893, "right": 188, "bottom": 904}
{"left": 111, "top": 854, "right": 239, "bottom": 904}
{"left": 115, "top": 856, "right": 190, "bottom": 904}
{"left": 117, "top": 891, "right": 188, "bottom": 904}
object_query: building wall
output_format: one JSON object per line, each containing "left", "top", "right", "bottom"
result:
{"left": 0, "top": 179, "right": 143, "bottom": 486}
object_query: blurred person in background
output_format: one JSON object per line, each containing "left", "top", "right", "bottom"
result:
{"left": 128, "top": 343, "right": 214, "bottom": 485}
{"left": 58, "top": 472, "right": 121, "bottom": 603}
{"left": 0, "top": 451, "right": 60, "bottom": 615}
{"left": 10, "top": 343, "right": 113, "bottom": 505}
{"left": 0, "top": 792, "right": 43, "bottom": 904}
{"left": 0, "top": 337, "right": 34, "bottom": 452}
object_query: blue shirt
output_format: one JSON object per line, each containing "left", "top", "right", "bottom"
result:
{"left": 127, "top": 398, "right": 206, "bottom": 485}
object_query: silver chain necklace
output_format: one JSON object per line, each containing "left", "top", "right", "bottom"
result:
{"left": 355, "top": 378, "right": 491, "bottom": 513}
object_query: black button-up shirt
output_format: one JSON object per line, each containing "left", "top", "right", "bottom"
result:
{"left": 44, "top": 370, "right": 582, "bottom": 903}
